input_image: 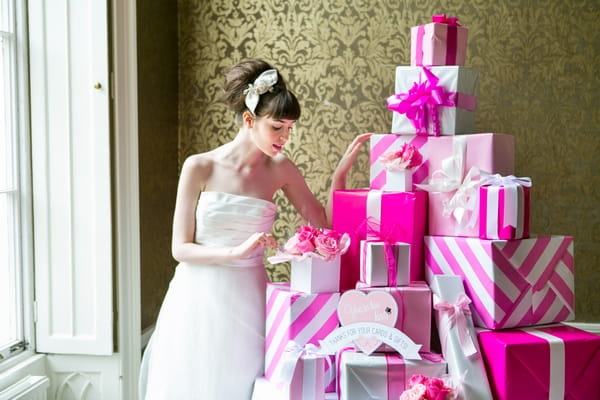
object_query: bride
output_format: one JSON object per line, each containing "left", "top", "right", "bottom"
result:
{"left": 138, "top": 58, "right": 370, "bottom": 399}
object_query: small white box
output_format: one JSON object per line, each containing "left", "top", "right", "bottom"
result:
{"left": 290, "top": 256, "right": 340, "bottom": 294}
{"left": 359, "top": 240, "right": 410, "bottom": 286}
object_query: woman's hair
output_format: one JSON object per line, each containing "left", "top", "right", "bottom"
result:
{"left": 222, "top": 59, "right": 301, "bottom": 123}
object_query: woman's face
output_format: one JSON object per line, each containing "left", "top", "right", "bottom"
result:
{"left": 251, "top": 115, "right": 296, "bottom": 157}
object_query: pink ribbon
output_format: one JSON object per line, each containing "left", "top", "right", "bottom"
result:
{"left": 386, "top": 353, "right": 405, "bottom": 399}
{"left": 386, "top": 67, "right": 475, "bottom": 136}
{"left": 433, "top": 293, "right": 477, "bottom": 357}
{"left": 431, "top": 14, "right": 461, "bottom": 26}
{"left": 362, "top": 219, "right": 399, "bottom": 287}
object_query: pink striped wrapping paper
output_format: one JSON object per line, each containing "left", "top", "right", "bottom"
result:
{"left": 424, "top": 235, "right": 575, "bottom": 329}
{"left": 337, "top": 350, "right": 447, "bottom": 400}
{"left": 477, "top": 324, "right": 600, "bottom": 400}
{"left": 369, "top": 134, "right": 429, "bottom": 191}
{"left": 410, "top": 20, "right": 468, "bottom": 67}
{"left": 265, "top": 282, "right": 339, "bottom": 392}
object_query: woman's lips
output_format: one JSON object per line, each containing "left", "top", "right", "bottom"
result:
{"left": 273, "top": 143, "right": 283, "bottom": 151}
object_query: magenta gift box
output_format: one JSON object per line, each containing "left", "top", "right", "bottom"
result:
{"left": 369, "top": 134, "right": 429, "bottom": 191}
{"left": 478, "top": 324, "right": 600, "bottom": 400}
{"left": 411, "top": 20, "right": 468, "bottom": 66}
{"left": 332, "top": 190, "right": 427, "bottom": 290}
{"left": 425, "top": 235, "right": 575, "bottom": 329}
{"left": 426, "top": 133, "right": 515, "bottom": 237}
{"left": 265, "top": 282, "right": 339, "bottom": 392}
{"left": 355, "top": 282, "right": 431, "bottom": 352}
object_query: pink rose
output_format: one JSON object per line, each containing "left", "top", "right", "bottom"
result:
{"left": 378, "top": 143, "right": 422, "bottom": 171}
{"left": 314, "top": 229, "right": 343, "bottom": 261}
{"left": 399, "top": 143, "right": 423, "bottom": 169}
{"left": 283, "top": 226, "right": 317, "bottom": 255}
{"left": 399, "top": 383, "right": 427, "bottom": 400}
{"left": 425, "top": 377, "right": 454, "bottom": 400}
{"left": 407, "top": 374, "right": 429, "bottom": 387}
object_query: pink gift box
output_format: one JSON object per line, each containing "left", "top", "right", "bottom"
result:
{"left": 337, "top": 349, "right": 447, "bottom": 400}
{"left": 411, "top": 18, "right": 468, "bottom": 66}
{"left": 369, "top": 134, "right": 429, "bottom": 191}
{"left": 477, "top": 324, "right": 600, "bottom": 400}
{"left": 332, "top": 190, "right": 427, "bottom": 290}
{"left": 480, "top": 182, "right": 531, "bottom": 240}
{"left": 425, "top": 133, "right": 515, "bottom": 237}
{"left": 354, "top": 282, "right": 431, "bottom": 352}
{"left": 425, "top": 235, "right": 575, "bottom": 329}
{"left": 265, "top": 282, "right": 339, "bottom": 392}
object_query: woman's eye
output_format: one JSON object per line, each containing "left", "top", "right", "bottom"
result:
{"left": 273, "top": 126, "right": 283, "bottom": 131}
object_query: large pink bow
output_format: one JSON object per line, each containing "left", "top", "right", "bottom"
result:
{"left": 386, "top": 67, "right": 456, "bottom": 136}
{"left": 433, "top": 293, "right": 477, "bottom": 357}
{"left": 432, "top": 14, "right": 460, "bottom": 26}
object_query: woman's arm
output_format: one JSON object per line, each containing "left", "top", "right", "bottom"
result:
{"left": 325, "top": 132, "right": 373, "bottom": 225}
{"left": 171, "top": 155, "right": 276, "bottom": 265}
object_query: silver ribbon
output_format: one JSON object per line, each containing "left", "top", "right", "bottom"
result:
{"left": 243, "top": 68, "right": 278, "bottom": 114}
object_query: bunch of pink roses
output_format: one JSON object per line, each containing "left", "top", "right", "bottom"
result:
{"left": 269, "top": 225, "right": 350, "bottom": 263}
{"left": 378, "top": 143, "right": 423, "bottom": 172}
{"left": 399, "top": 374, "right": 456, "bottom": 400}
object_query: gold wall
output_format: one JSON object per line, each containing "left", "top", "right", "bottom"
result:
{"left": 177, "top": 1, "right": 599, "bottom": 322}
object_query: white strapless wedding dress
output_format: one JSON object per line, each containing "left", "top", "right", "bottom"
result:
{"left": 139, "top": 192, "right": 277, "bottom": 400}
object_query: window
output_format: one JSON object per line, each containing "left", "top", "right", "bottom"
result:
{"left": 0, "top": 0, "right": 30, "bottom": 365}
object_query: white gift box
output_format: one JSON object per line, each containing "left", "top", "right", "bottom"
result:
{"left": 290, "top": 256, "right": 340, "bottom": 294}
{"left": 383, "top": 169, "right": 413, "bottom": 192}
{"left": 430, "top": 275, "right": 493, "bottom": 400}
{"left": 391, "top": 66, "right": 478, "bottom": 135}
{"left": 338, "top": 350, "right": 447, "bottom": 400}
{"left": 359, "top": 240, "right": 410, "bottom": 286}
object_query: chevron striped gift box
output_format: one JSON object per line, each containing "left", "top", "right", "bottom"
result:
{"left": 424, "top": 235, "right": 574, "bottom": 329}
{"left": 369, "top": 134, "right": 429, "bottom": 191}
{"left": 264, "top": 282, "right": 339, "bottom": 392}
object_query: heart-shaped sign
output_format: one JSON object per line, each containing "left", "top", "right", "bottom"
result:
{"left": 337, "top": 290, "right": 399, "bottom": 355}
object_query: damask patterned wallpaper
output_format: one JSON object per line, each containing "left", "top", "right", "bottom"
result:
{"left": 178, "top": 0, "right": 599, "bottom": 322}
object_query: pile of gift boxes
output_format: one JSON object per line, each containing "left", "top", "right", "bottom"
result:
{"left": 252, "top": 14, "right": 600, "bottom": 400}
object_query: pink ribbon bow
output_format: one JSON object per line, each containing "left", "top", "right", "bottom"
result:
{"left": 433, "top": 293, "right": 477, "bottom": 357}
{"left": 432, "top": 14, "right": 460, "bottom": 26}
{"left": 386, "top": 67, "right": 457, "bottom": 136}
{"left": 363, "top": 218, "right": 400, "bottom": 287}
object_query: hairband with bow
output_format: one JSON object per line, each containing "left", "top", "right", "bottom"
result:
{"left": 243, "top": 68, "right": 278, "bottom": 114}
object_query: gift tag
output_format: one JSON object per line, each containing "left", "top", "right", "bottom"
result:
{"left": 337, "top": 290, "right": 398, "bottom": 355}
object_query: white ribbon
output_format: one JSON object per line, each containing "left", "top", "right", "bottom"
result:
{"left": 416, "top": 136, "right": 490, "bottom": 231}
{"left": 366, "top": 190, "right": 383, "bottom": 240}
{"left": 482, "top": 174, "right": 531, "bottom": 239}
{"left": 526, "top": 329, "right": 565, "bottom": 400}
{"left": 243, "top": 68, "right": 278, "bottom": 114}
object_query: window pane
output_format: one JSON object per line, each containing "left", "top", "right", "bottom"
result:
{"left": 0, "top": 193, "right": 17, "bottom": 347}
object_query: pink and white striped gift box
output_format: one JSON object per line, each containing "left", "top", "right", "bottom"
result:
{"left": 265, "top": 282, "right": 339, "bottom": 392}
{"left": 369, "top": 134, "right": 429, "bottom": 191}
{"left": 424, "top": 235, "right": 574, "bottom": 329}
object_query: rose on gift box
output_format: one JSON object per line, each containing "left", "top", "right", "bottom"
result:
{"left": 378, "top": 143, "right": 424, "bottom": 172}
{"left": 271, "top": 225, "right": 351, "bottom": 263}
{"left": 400, "top": 374, "right": 456, "bottom": 400}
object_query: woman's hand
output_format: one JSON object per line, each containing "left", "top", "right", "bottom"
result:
{"left": 230, "top": 231, "right": 278, "bottom": 259}
{"left": 333, "top": 132, "right": 373, "bottom": 178}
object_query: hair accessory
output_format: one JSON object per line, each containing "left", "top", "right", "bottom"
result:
{"left": 243, "top": 69, "right": 278, "bottom": 114}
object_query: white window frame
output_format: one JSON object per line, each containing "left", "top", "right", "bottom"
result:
{"left": 0, "top": 0, "right": 35, "bottom": 371}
